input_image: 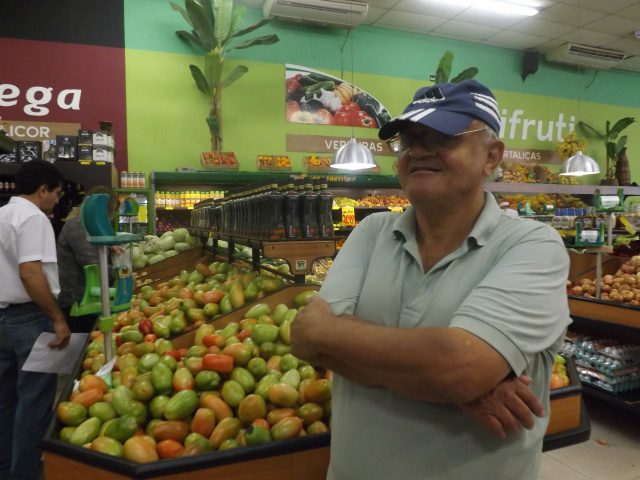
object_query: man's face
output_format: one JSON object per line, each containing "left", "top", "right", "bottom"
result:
{"left": 40, "top": 184, "right": 62, "bottom": 214}
{"left": 395, "top": 120, "right": 502, "bottom": 205}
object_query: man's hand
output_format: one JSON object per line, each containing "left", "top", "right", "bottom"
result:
{"left": 48, "top": 318, "right": 71, "bottom": 349}
{"left": 457, "top": 374, "right": 545, "bottom": 438}
{"left": 290, "top": 295, "right": 335, "bottom": 362}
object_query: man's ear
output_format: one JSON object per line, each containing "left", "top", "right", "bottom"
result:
{"left": 483, "top": 139, "right": 505, "bottom": 177}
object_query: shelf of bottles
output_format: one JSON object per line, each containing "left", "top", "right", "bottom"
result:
{"left": 190, "top": 176, "right": 337, "bottom": 284}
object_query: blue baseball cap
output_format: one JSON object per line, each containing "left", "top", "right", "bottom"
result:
{"left": 378, "top": 79, "right": 501, "bottom": 139}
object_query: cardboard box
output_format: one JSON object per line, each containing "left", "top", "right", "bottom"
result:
{"left": 92, "top": 131, "right": 114, "bottom": 148}
{"left": 17, "top": 140, "right": 42, "bottom": 163}
{"left": 77, "top": 130, "right": 93, "bottom": 146}
{"left": 55, "top": 135, "right": 77, "bottom": 161}
{"left": 77, "top": 145, "right": 93, "bottom": 161}
{"left": 92, "top": 147, "right": 114, "bottom": 163}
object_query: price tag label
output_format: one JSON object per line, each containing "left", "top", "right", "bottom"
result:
{"left": 341, "top": 206, "right": 355, "bottom": 227}
{"left": 188, "top": 206, "right": 194, "bottom": 210}
{"left": 79, "top": 161, "right": 91, "bottom": 165}
{"left": 388, "top": 207, "right": 403, "bottom": 212}
{"left": 138, "top": 206, "right": 147, "bottom": 223}
{"left": 165, "top": 207, "right": 173, "bottom": 210}
{"left": 95, "top": 161, "right": 106, "bottom": 165}
{"left": 620, "top": 216, "right": 638, "bottom": 235}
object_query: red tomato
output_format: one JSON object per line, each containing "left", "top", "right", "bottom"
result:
{"left": 332, "top": 111, "right": 352, "bottom": 126}
{"left": 162, "top": 349, "right": 181, "bottom": 361}
{"left": 156, "top": 439, "right": 184, "bottom": 460}
{"left": 315, "top": 109, "right": 333, "bottom": 124}
{"left": 343, "top": 101, "right": 360, "bottom": 111}
{"left": 202, "top": 353, "right": 234, "bottom": 374}
{"left": 144, "top": 333, "right": 158, "bottom": 343}
{"left": 138, "top": 319, "right": 153, "bottom": 336}
{"left": 354, "top": 115, "right": 377, "bottom": 128}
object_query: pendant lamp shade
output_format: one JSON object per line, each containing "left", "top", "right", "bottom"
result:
{"left": 558, "top": 151, "right": 600, "bottom": 176}
{"left": 330, "top": 4, "right": 378, "bottom": 172}
{"left": 331, "top": 138, "right": 377, "bottom": 170}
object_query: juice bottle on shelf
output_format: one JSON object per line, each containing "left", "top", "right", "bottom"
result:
{"left": 139, "top": 171, "right": 146, "bottom": 189}
{"left": 267, "top": 180, "right": 285, "bottom": 239}
{"left": 317, "top": 178, "right": 334, "bottom": 238}
{"left": 133, "top": 171, "right": 140, "bottom": 189}
{"left": 300, "top": 178, "right": 319, "bottom": 238}
{"left": 284, "top": 178, "right": 301, "bottom": 239}
{"left": 127, "top": 171, "right": 134, "bottom": 189}
{"left": 120, "top": 170, "right": 127, "bottom": 188}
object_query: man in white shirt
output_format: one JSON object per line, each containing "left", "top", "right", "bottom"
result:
{"left": 0, "top": 159, "right": 70, "bottom": 480}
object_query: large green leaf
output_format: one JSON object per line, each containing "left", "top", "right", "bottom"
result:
{"left": 189, "top": 65, "right": 212, "bottom": 96}
{"left": 221, "top": 65, "right": 248, "bottom": 88}
{"left": 232, "top": 17, "right": 273, "bottom": 38}
{"left": 186, "top": 0, "right": 217, "bottom": 50}
{"left": 606, "top": 141, "right": 616, "bottom": 160}
{"left": 608, "top": 117, "right": 636, "bottom": 140}
{"left": 228, "top": 34, "right": 279, "bottom": 51}
{"left": 201, "top": 0, "right": 215, "bottom": 30}
{"left": 170, "top": 2, "right": 193, "bottom": 28}
{"left": 435, "top": 51, "right": 453, "bottom": 83}
{"left": 450, "top": 67, "right": 478, "bottom": 83}
{"left": 176, "top": 30, "right": 206, "bottom": 49}
{"left": 214, "top": 0, "right": 233, "bottom": 47}
{"left": 205, "top": 52, "right": 222, "bottom": 91}
{"left": 615, "top": 135, "right": 628, "bottom": 156}
{"left": 228, "top": 4, "right": 246, "bottom": 37}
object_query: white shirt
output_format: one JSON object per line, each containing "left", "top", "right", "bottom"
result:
{"left": 0, "top": 197, "right": 60, "bottom": 308}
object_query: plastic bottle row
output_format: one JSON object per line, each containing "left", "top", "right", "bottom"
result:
{"left": 191, "top": 177, "right": 334, "bottom": 240}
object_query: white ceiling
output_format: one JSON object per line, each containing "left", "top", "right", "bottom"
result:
{"left": 240, "top": 0, "right": 640, "bottom": 73}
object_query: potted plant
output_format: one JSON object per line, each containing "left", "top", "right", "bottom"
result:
{"left": 579, "top": 117, "right": 636, "bottom": 185}
{"left": 171, "top": 0, "right": 279, "bottom": 153}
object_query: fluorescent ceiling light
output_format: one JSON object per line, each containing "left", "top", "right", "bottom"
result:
{"left": 445, "top": 0, "right": 539, "bottom": 16}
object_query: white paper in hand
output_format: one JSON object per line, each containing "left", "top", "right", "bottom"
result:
{"left": 22, "top": 333, "right": 88, "bottom": 374}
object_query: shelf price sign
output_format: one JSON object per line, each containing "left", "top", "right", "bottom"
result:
{"left": 341, "top": 206, "right": 355, "bottom": 227}
{"left": 388, "top": 207, "right": 403, "bottom": 212}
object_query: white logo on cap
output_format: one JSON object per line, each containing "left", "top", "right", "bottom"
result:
{"left": 413, "top": 87, "right": 445, "bottom": 105}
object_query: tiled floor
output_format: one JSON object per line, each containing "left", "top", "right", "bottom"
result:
{"left": 540, "top": 396, "right": 640, "bottom": 479}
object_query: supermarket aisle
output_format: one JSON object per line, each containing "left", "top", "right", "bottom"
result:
{"left": 539, "top": 396, "right": 640, "bottom": 479}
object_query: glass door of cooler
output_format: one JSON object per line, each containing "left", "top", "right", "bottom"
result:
{"left": 114, "top": 189, "right": 154, "bottom": 235}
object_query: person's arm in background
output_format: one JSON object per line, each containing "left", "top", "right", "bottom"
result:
{"left": 19, "top": 261, "right": 70, "bottom": 349}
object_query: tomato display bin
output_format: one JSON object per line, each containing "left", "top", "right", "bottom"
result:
{"left": 41, "top": 284, "right": 329, "bottom": 480}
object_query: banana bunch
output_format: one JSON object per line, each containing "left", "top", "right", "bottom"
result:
{"left": 309, "top": 154, "right": 321, "bottom": 166}
{"left": 334, "top": 197, "right": 359, "bottom": 207}
{"left": 335, "top": 82, "right": 359, "bottom": 104}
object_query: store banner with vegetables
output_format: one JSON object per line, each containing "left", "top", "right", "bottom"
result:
{"left": 285, "top": 64, "right": 392, "bottom": 129}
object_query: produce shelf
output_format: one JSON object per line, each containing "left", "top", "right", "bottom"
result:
{"left": 211, "top": 233, "right": 335, "bottom": 284}
{"left": 43, "top": 285, "right": 327, "bottom": 480}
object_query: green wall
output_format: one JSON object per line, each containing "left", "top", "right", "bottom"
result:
{"left": 124, "top": 1, "right": 640, "bottom": 182}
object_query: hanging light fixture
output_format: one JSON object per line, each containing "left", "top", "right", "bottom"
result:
{"left": 331, "top": 4, "right": 377, "bottom": 171}
{"left": 558, "top": 151, "right": 600, "bottom": 176}
{"left": 558, "top": 9, "right": 599, "bottom": 178}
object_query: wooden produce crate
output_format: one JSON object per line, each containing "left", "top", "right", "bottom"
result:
{"left": 567, "top": 250, "right": 640, "bottom": 329}
{"left": 200, "top": 152, "right": 239, "bottom": 170}
{"left": 546, "top": 357, "right": 583, "bottom": 435}
{"left": 133, "top": 247, "right": 213, "bottom": 293}
{"left": 42, "top": 284, "right": 329, "bottom": 480}
{"left": 256, "top": 155, "right": 292, "bottom": 171}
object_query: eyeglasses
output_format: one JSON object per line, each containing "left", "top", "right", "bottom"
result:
{"left": 55, "top": 190, "right": 65, "bottom": 199}
{"left": 387, "top": 127, "right": 488, "bottom": 155}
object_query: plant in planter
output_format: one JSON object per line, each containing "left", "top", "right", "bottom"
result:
{"left": 579, "top": 117, "right": 636, "bottom": 185}
{"left": 171, "top": 0, "right": 279, "bottom": 153}
{"left": 433, "top": 51, "right": 479, "bottom": 83}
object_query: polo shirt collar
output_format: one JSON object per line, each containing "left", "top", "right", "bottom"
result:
{"left": 392, "top": 192, "right": 502, "bottom": 247}
{"left": 9, "top": 196, "right": 40, "bottom": 211}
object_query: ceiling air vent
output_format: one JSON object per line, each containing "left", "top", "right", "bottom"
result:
{"left": 263, "top": 0, "right": 368, "bottom": 29}
{"left": 545, "top": 43, "right": 626, "bottom": 70}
